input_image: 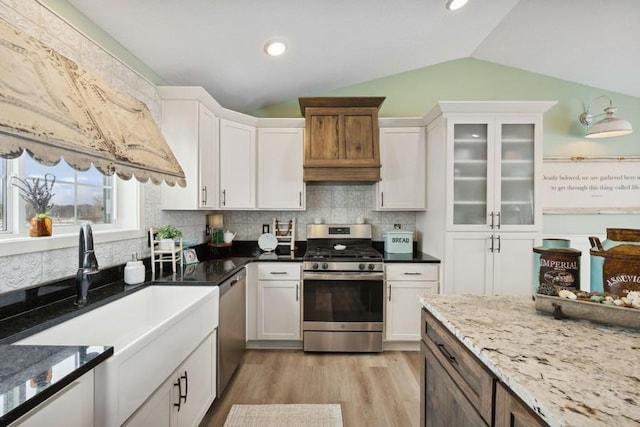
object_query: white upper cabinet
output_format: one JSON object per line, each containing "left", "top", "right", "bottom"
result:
{"left": 423, "top": 101, "right": 556, "bottom": 232}
{"left": 257, "top": 128, "right": 305, "bottom": 210}
{"left": 160, "top": 97, "right": 219, "bottom": 210}
{"left": 376, "top": 127, "right": 426, "bottom": 210}
{"left": 447, "top": 116, "right": 541, "bottom": 231}
{"left": 219, "top": 118, "right": 256, "bottom": 209}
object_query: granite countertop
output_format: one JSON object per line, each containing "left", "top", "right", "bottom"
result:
{"left": 0, "top": 257, "right": 253, "bottom": 424}
{"left": 419, "top": 294, "right": 640, "bottom": 427}
{"left": 153, "top": 256, "right": 253, "bottom": 284}
{"left": 383, "top": 252, "right": 440, "bottom": 263}
{"left": 0, "top": 344, "right": 113, "bottom": 425}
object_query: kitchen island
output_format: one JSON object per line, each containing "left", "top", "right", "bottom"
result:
{"left": 419, "top": 294, "right": 640, "bottom": 427}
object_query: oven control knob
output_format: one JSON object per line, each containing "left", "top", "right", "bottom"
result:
{"left": 359, "top": 263, "right": 366, "bottom": 270}
{"left": 322, "top": 263, "right": 329, "bottom": 270}
{"left": 312, "top": 263, "right": 319, "bottom": 270}
{"left": 368, "top": 263, "right": 376, "bottom": 270}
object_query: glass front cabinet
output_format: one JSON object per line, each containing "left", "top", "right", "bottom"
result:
{"left": 421, "top": 101, "right": 557, "bottom": 295}
{"left": 447, "top": 114, "right": 543, "bottom": 232}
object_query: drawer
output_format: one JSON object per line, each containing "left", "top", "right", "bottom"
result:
{"left": 386, "top": 263, "right": 438, "bottom": 281}
{"left": 257, "top": 262, "right": 300, "bottom": 280}
{"left": 421, "top": 309, "right": 495, "bottom": 425}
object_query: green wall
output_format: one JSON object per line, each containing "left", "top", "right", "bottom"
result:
{"left": 252, "top": 58, "right": 639, "bottom": 155}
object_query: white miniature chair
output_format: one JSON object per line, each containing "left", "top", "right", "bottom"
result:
{"left": 150, "top": 227, "right": 183, "bottom": 274}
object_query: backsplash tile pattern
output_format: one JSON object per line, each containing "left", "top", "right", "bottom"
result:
{"left": 0, "top": 0, "right": 417, "bottom": 294}
{"left": 222, "top": 184, "right": 416, "bottom": 241}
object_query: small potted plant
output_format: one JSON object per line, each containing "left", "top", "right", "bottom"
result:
{"left": 156, "top": 225, "right": 183, "bottom": 250}
{"left": 11, "top": 173, "right": 55, "bottom": 237}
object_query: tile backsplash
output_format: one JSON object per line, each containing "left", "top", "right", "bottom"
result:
{"left": 221, "top": 183, "right": 417, "bottom": 241}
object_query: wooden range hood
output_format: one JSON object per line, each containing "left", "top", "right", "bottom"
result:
{"left": 299, "top": 97, "right": 385, "bottom": 182}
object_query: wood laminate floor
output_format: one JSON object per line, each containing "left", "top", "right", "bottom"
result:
{"left": 200, "top": 349, "right": 421, "bottom": 427}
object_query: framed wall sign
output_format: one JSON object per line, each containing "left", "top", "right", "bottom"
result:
{"left": 542, "top": 156, "right": 640, "bottom": 214}
{"left": 183, "top": 248, "right": 199, "bottom": 264}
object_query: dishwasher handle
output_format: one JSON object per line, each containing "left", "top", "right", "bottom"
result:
{"left": 218, "top": 271, "right": 246, "bottom": 297}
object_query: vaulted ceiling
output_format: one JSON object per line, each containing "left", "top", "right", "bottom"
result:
{"left": 66, "top": 0, "right": 640, "bottom": 114}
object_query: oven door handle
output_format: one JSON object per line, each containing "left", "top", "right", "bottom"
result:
{"left": 303, "top": 272, "right": 383, "bottom": 281}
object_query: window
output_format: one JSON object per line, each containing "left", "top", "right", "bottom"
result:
{"left": 23, "top": 156, "right": 114, "bottom": 230}
{"left": 0, "top": 154, "right": 143, "bottom": 255}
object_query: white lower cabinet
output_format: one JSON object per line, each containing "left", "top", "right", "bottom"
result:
{"left": 256, "top": 263, "right": 301, "bottom": 341}
{"left": 385, "top": 264, "right": 438, "bottom": 341}
{"left": 444, "top": 232, "right": 538, "bottom": 295}
{"left": 124, "top": 331, "right": 216, "bottom": 427}
{"left": 11, "top": 371, "right": 94, "bottom": 427}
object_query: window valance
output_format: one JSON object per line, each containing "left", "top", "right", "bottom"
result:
{"left": 0, "top": 18, "right": 185, "bottom": 187}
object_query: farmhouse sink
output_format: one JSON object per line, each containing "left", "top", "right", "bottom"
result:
{"left": 16, "top": 285, "right": 219, "bottom": 426}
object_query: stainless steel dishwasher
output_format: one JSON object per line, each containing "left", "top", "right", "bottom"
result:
{"left": 217, "top": 267, "right": 246, "bottom": 396}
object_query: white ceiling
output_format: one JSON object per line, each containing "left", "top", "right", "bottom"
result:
{"left": 66, "top": 0, "right": 640, "bottom": 114}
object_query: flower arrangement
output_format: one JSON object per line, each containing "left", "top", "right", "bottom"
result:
{"left": 11, "top": 173, "right": 56, "bottom": 218}
{"left": 156, "top": 224, "right": 183, "bottom": 240}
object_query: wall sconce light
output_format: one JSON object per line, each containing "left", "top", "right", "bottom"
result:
{"left": 579, "top": 95, "right": 633, "bottom": 138}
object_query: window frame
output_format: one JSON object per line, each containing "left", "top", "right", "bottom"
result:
{"left": 0, "top": 157, "right": 144, "bottom": 257}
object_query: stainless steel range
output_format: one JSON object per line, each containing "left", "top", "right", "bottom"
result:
{"left": 302, "top": 224, "right": 384, "bottom": 352}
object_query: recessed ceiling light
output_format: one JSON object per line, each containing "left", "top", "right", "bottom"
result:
{"left": 446, "top": 0, "right": 469, "bottom": 11}
{"left": 264, "top": 40, "right": 287, "bottom": 57}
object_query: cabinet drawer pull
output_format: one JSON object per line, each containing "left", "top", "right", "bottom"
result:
{"left": 222, "top": 189, "right": 226, "bottom": 206}
{"left": 437, "top": 343, "right": 458, "bottom": 365}
{"left": 296, "top": 283, "right": 299, "bottom": 301}
{"left": 403, "top": 272, "right": 422, "bottom": 275}
{"left": 202, "top": 186, "right": 207, "bottom": 205}
{"left": 496, "top": 211, "right": 501, "bottom": 229}
{"left": 388, "top": 284, "right": 392, "bottom": 301}
{"left": 182, "top": 371, "right": 188, "bottom": 403}
{"left": 173, "top": 378, "right": 182, "bottom": 411}
{"left": 270, "top": 271, "right": 288, "bottom": 275}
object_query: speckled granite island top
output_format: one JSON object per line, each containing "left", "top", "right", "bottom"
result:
{"left": 419, "top": 294, "right": 640, "bottom": 427}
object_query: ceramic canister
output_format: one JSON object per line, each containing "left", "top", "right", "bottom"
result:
{"left": 532, "top": 239, "right": 581, "bottom": 295}
{"left": 124, "top": 260, "right": 145, "bottom": 285}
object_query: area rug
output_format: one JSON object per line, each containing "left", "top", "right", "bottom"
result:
{"left": 223, "top": 403, "right": 343, "bottom": 427}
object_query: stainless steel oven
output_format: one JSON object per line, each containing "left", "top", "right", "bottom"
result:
{"left": 302, "top": 224, "right": 384, "bottom": 352}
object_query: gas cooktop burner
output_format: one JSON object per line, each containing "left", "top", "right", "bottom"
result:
{"left": 304, "top": 246, "right": 382, "bottom": 261}
{"left": 303, "top": 223, "right": 383, "bottom": 272}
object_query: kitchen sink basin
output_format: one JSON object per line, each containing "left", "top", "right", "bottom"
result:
{"left": 16, "top": 285, "right": 219, "bottom": 426}
{"left": 18, "top": 285, "right": 217, "bottom": 350}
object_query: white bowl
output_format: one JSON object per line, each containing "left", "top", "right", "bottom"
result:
{"left": 334, "top": 244, "right": 346, "bottom": 250}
